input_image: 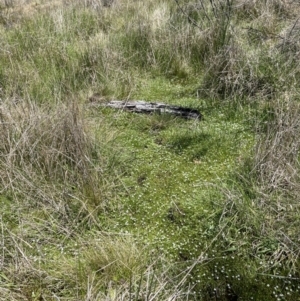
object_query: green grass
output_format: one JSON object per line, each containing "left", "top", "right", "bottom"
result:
{"left": 1, "top": 0, "right": 300, "bottom": 300}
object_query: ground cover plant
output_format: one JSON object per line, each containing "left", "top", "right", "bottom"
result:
{"left": 1, "top": 0, "right": 300, "bottom": 300}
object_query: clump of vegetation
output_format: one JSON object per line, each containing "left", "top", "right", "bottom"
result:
{"left": 0, "top": 100, "right": 101, "bottom": 207}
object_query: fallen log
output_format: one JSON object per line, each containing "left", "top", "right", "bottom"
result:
{"left": 90, "top": 99, "right": 201, "bottom": 120}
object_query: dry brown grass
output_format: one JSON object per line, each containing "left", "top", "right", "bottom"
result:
{"left": 0, "top": 0, "right": 63, "bottom": 21}
{"left": 221, "top": 96, "right": 300, "bottom": 272}
{"left": 0, "top": 98, "right": 118, "bottom": 229}
{"left": 0, "top": 100, "right": 90, "bottom": 196}
{"left": 234, "top": 0, "right": 294, "bottom": 18}
{"left": 254, "top": 99, "right": 300, "bottom": 192}
{"left": 251, "top": 99, "right": 300, "bottom": 270}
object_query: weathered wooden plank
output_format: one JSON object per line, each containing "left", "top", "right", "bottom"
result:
{"left": 91, "top": 100, "right": 201, "bottom": 120}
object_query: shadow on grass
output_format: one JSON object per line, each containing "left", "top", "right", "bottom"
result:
{"left": 166, "top": 132, "right": 211, "bottom": 159}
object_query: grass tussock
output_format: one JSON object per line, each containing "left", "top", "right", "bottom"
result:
{"left": 1, "top": 227, "right": 189, "bottom": 300}
{"left": 0, "top": 101, "right": 89, "bottom": 180}
{"left": 0, "top": 101, "right": 81, "bottom": 185}
{"left": 0, "top": 99, "right": 120, "bottom": 215}
{"left": 255, "top": 99, "right": 300, "bottom": 192}
{"left": 215, "top": 97, "right": 300, "bottom": 281}
{"left": 79, "top": 235, "right": 190, "bottom": 300}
